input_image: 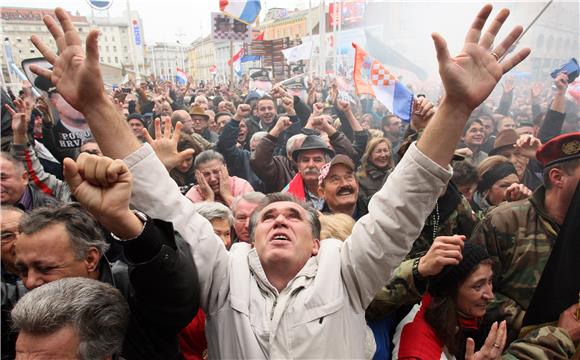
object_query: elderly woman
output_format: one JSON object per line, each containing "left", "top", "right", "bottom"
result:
{"left": 394, "top": 242, "right": 505, "bottom": 359}
{"left": 356, "top": 137, "right": 395, "bottom": 203}
{"left": 471, "top": 155, "right": 532, "bottom": 215}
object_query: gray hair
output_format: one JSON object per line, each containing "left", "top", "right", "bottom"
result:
{"left": 193, "top": 150, "right": 225, "bottom": 170}
{"left": 19, "top": 204, "right": 109, "bottom": 259}
{"left": 248, "top": 192, "right": 320, "bottom": 241}
{"left": 192, "top": 202, "right": 234, "bottom": 226}
{"left": 0, "top": 151, "right": 25, "bottom": 174}
{"left": 11, "top": 277, "right": 129, "bottom": 360}
{"left": 250, "top": 131, "right": 268, "bottom": 145}
{"left": 231, "top": 191, "right": 266, "bottom": 214}
{"left": 286, "top": 134, "right": 307, "bottom": 158}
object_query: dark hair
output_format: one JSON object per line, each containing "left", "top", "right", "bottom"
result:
{"left": 248, "top": 192, "right": 321, "bottom": 241}
{"left": 20, "top": 204, "right": 109, "bottom": 259}
{"left": 463, "top": 118, "right": 484, "bottom": 136}
{"left": 543, "top": 158, "right": 580, "bottom": 190}
{"left": 425, "top": 258, "right": 493, "bottom": 356}
{"left": 256, "top": 96, "right": 275, "bottom": 107}
{"left": 452, "top": 160, "right": 479, "bottom": 187}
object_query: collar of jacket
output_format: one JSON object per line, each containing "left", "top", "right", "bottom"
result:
{"left": 529, "top": 186, "right": 560, "bottom": 237}
{"left": 321, "top": 195, "right": 368, "bottom": 220}
{"left": 247, "top": 248, "right": 318, "bottom": 296}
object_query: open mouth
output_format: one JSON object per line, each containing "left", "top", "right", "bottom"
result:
{"left": 269, "top": 232, "right": 291, "bottom": 242}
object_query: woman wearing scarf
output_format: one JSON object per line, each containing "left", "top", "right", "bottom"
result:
{"left": 471, "top": 156, "right": 531, "bottom": 216}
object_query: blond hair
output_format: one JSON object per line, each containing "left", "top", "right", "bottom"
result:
{"left": 319, "top": 213, "right": 355, "bottom": 241}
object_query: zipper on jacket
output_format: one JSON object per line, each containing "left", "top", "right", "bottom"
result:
{"left": 270, "top": 297, "right": 278, "bottom": 320}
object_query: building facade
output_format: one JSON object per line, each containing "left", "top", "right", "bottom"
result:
{"left": 1, "top": 7, "right": 145, "bottom": 85}
{"left": 146, "top": 42, "right": 188, "bottom": 82}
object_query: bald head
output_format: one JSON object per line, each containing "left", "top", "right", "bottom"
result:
{"left": 172, "top": 110, "right": 193, "bottom": 134}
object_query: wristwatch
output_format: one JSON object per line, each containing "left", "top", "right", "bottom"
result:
{"left": 412, "top": 257, "right": 428, "bottom": 294}
{"left": 110, "top": 210, "right": 147, "bottom": 241}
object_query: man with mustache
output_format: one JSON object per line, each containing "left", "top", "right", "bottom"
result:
{"left": 285, "top": 135, "right": 334, "bottom": 210}
{"left": 318, "top": 155, "right": 368, "bottom": 220}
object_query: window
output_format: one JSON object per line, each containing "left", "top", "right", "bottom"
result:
{"left": 100, "top": 57, "right": 104, "bottom": 62}
{"left": 30, "top": 49, "right": 35, "bottom": 53}
{"left": 106, "top": 46, "right": 110, "bottom": 52}
{"left": 124, "top": 46, "right": 128, "bottom": 52}
{"left": 107, "top": 57, "right": 111, "bottom": 63}
{"left": 113, "top": 46, "right": 117, "bottom": 52}
{"left": 115, "top": 56, "right": 119, "bottom": 63}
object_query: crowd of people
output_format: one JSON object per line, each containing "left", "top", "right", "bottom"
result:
{"left": 1, "top": 5, "right": 579, "bottom": 360}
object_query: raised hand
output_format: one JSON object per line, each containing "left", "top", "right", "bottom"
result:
{"left": 501, "top": 76, "right": 515, "bottom": 93}
{"left": 466, "top": 321, "right": 507, "bottom": 360}
{"left": 281, "top": 96, "right": 296, "bottom": 116}
{"left": 29, "top": 8, "right": 106, "bottom": 113}
{"left": 234, "top": 104, "right": 252, "bottom": 121}
{"left": 554, "top": 72, "right": 569, "bottom": 95}
{"left": 271, "top": 86, "right": 288, "bottom": 99}
{"left": 515, "top": 135, "right": 541, "bottom": 159}
{"left": 411, "top": 97, "right": 436, "bottom": 130}
{"left": 336, "top": 99, "right": 351, "bottom": 113}
{"left": 431, "top": 5, "right": 530, "bottom": 112}
{"left": 142, "top": 117, "right": 195, "bottom": 170}
{"left": 6, "top": 98, "right": 32, "bottom": 145}
{"left": 63, "top": 153, "right": 143, "bottom": 239}
{"left": 270, "top": 116, "right": 293, "bottom": 138}
{"left": 417, "top": 235, "right": 465, "bottom": 277}
{"left": 312, "top": 102, "right": 325, "bottom": 117}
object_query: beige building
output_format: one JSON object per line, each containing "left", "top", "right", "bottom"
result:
{"left": 1, "top": 6, "right": 145, "bottom": 84}
{"left": 187, "top": 35, "right": 216, "bottom": 83}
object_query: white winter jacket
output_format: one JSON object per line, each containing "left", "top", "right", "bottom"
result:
{"left": 125, "top": 142, "right": 451, "bottom": 359}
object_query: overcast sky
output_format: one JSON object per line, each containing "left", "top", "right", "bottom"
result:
{"left": 3, "top": 0, "right": 312, "bottom": 44}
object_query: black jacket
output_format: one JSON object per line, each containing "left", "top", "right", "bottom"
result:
{"left": 104, "top": 217, "right": 199, "bottom": 360}
{"left": 216, "top": 119, "right": 264, "bottom": 192}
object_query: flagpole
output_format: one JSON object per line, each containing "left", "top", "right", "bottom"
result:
{"left": 229, "top": 40, "right": 234, "bottom": 85}
{"left": 499, "top": 0, "right": 553, "bottom": 61}
{"left": 319, "top": 0, "right": 326, "bottom": 75}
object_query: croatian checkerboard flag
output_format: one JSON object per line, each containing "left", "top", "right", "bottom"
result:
{"left": 219, "top": 0, "right": 261, "bottom": 24}
{"left": 352, "top": 43, "right": 413, "bottom": 121}
{"left": 175, "top": 68, "right": 188, "bottom": 86}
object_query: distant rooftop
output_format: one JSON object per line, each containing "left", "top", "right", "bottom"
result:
{"left": 0, "top": 7, "right": 88, "bottom": 23}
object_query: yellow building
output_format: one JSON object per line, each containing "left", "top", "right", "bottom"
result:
{"left": 260, "top": 7, "right": 319, "bottom": 40}
{"left": 187, "top": 36, "right": 216, "bottom": 82}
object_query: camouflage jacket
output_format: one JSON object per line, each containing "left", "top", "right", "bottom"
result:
{"left": 366, "top": 189, "right": 477, "bottom": 320}
{"left": 503, "top": 326, "right": 577, "bottom": 360}
{"left": 469, "top": 186, "right": 577, "bottom": 351}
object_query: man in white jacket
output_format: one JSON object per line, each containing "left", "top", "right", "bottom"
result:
{"left": 29, "top": 5, "right": 530, "bottom": 358}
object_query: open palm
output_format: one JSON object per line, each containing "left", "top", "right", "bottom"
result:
{"left": 433, "top": 6, "right": 530, "bottom": 111}
{"left": 30, "top": 8, "right": 105, "bottom": 113}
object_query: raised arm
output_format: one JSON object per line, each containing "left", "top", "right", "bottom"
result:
{"left": 341, "top": 4, "right": 530, "bottom": 310}
{"left": 30, "top": 6, "right": 231, "bottom": 315}
{"left": 418, "top": 5, "right": 530, "bottom": 167}
{"left": 29, "top": 8, "right": 140, "bottom": 160}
